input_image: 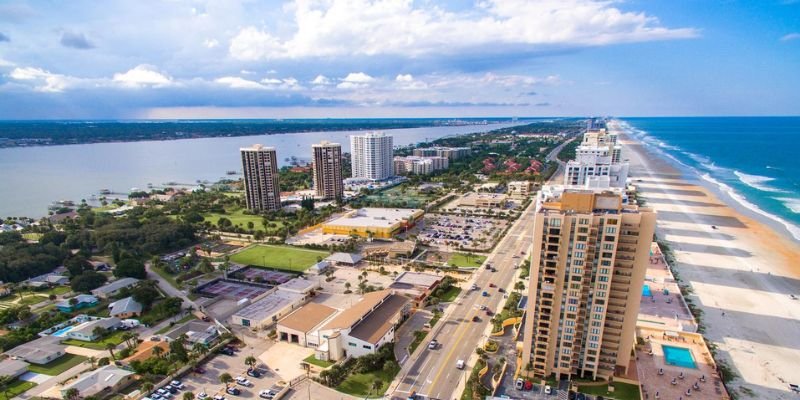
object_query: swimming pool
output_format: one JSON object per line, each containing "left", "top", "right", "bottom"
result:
{"left": 662, "top": 345, "right": 697, "bottom": 369}
{"left": 642, "top": 284, "right": 652, "bottom": 297}
{"left": 51, "top": 325, "right": 74, "bottom": 337}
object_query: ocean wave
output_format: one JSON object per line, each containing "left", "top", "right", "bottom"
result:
{"left": 775, "top": 197, "right": 800, "bottom": 214}
{"left": 733, "top": 171, "right": 788, "bottom": 193}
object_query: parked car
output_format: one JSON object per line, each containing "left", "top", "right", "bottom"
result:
{"left": 488, "top": 283, "right": 496, "bottom": 288}
{"left": 482, "top": 291, "right": 489, "bottom": 297}
{"left": 164, "top": 385, "right": 178, "bottom": 394}
{"left": 226, "top": 387, "right": 241, "bottom": 396}
{"left": 220, "top": 348, "right": 235, "bottom": 356}
{"left": 247, "top": 368, "right": 261, "bottom": 378}
{"left": 156, "top": 389, "right": 172, "bottom": 398}
{"left": 235, "top": 377, "right": 252, "bottom": 387}
{"left": 170, "top": 381, "right": 184, "bottom": 389}
{"left": 472, "top": 315, "right": 481, "bottom": 322}
{"left": 194, "top": 366, "right": 206, "bottom": 374}
{"left": 498, "top": 288, "right": 505, "bottom": 293}
{"left": 259, "top": 390, "right": 275, "bottom": 399}
{"left": 213, "top": 395, "right": 225, "bottom": 400}
{"left": 515, "top": 378, "right": 524, "bottom": 390}
{"left": 524, "top": 381, "right": 533, "bottom": 390}
{"left": 197, "top": 393, "right": 208, "bottom": 400}
{"left": 485, "top": 309, "right": 493, "bottom": 316}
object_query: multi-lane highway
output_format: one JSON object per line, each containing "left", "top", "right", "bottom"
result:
{"left": 390, "top": 198, "right": 537, "bottom": 400}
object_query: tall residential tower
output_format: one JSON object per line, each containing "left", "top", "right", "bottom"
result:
{"left": 522, "top": 186, "right": 655, "bottom": 380}
{"left": 312, "top": 141, "right": 344, "bottom": 200}
{"left": 564, "top": 121, "right": 629, "bottom": 189}
{"left": 350, "top": 132, "right": 394, "bottom": 181}
{"left": 240, "top": 145, "right": 281, "bottom": 211}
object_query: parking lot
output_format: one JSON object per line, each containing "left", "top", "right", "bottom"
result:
{"left": 417, "top": 214, "right": 508, "bottom": 252}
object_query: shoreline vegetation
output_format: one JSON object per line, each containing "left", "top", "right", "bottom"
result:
{"left": 0, "top": 118, "right": 505, "bottom": 148}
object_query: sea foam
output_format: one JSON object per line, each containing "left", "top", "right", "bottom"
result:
{"left": 732, "top": 171, "right": 788, "bottom": 193}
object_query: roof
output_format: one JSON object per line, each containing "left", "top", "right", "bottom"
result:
{"left": 0, "top": 359, "right": 29, "bottom": 377}
{"left": 278, "top": 278, "right": 319, "bottom": 294}
{"left": 45, "top": 275, "right": 69, "bottom": 283}
{"left": 325, "top": 252, "right": 363, "bottom": 264}
{"left": 233, "top": 291, "right": 303, "bottom": 322}
{"left": 164, "top": 321, "right": 219, "bottom": 343}
{"left": 109, "top": 297, "right": 142, "bottom": 316}
{"left": 57, "top": 294, "right": 98, "bottom": 308}
{"left": 63, "top": 365, "right": 133, "bottom": 396}
{"left": 71, "top": 317, "right": 121, "bottom": 336}
{"left": 324, "top": 208, "right": 422, "bottom": 229}
{"left": 348, "top": 294, "right": 410, "bottom": 344}
{"left": 278, "top": 303, "right": 337, "bottom": 333}
{"left": 392, "top": 272, "right": 441, "bottom": 289}
{"left": 92, "top": 278, "right": 139, "bottom": 295}
{"left": 5, "top": 336, "right": 65, "bottom": 362}
{"left": 321, "top": 290, "right": 391, "bottom": 331}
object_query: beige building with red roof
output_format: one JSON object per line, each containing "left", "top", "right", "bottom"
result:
{"left": 276, "top": 303, "right": 337, "bottom": 347}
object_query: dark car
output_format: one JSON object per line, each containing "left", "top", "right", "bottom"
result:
{"left": 485, "top": 309, "right": 493, "bottom": 316}
{"left": 498, "top": 288, "right": 505, "bottom": 293}
{"left": 193, "top": 366, "right": 206, "bottom": 374}
{"left": 164, "top": 386, "right": 178, "bottom": 394}
{"left": 247, "top": 368, "right": 261, "bottom": 378}
{"left": 472, "top": 315, "right": 481, "bottom": 322}
{"left": 220, "top": 348, "right": 235, "bottom": 356}
{"left": 226, "top": 387, "right": 240, "bottom": 396}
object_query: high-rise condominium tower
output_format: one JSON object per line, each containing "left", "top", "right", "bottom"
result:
{"left": 564, "top": 120, "right": 629, "bottom": 189}
{"left": 312, "top": 141, "right": 344, "bottom": 200}
{"left": 350, "top": 132, "right": 393, "bottom": 181}
{"left": 240, "top": 145, "right": 281, "bottom": 211}
{"left": 522, "top": 186, "right": 655, "bottom": 381}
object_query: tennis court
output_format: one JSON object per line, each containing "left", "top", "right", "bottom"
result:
{"left": 197, "top": 280, "right": 268, "bottom": 299}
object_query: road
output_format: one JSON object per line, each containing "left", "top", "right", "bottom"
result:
{"left": 389, "top": 198, "right": 537, "bottom": 400}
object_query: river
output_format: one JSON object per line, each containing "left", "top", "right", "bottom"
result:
{"left": 0, "top": 122, "right": 524, "bottom": 218}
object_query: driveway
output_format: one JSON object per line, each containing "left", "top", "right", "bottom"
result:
{"left": 259, "top": 341, "right": 314, "bottom": 381}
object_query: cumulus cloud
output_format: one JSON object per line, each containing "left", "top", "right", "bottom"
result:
{"left": 780, "top": 33, "right": 800, "bottom": 42}
{"left": 311, "top": 75, "right": 331, "bottom": 85}
{"left": 0, "top": 32, "right": 9, "bottom": 42}
{"left": 203, "top": 38, "right": 219, "bottom": 48}
{"left": 229, "top": 0, "right": 697, "bottom": 60}
{"left": 60, "top": 31, "right": 95, "bottom": 49}
{"left": 112, "top": 64, "right": 172, "bottom": 87}
{"left": 395, "top": 74, "right": 413, "bottom": 82}
{"left": 337, "top": 72, "right": 375, "bottom": 89}
{"left": 9, "top": 67, "right": 72, "bottom": 92}
{"left": 215, "top": 76, "right": 264, "bottom": 90}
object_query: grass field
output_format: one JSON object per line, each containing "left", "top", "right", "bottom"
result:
{"left": 336, "top": 365, "right": 399, "bottom": 398}
{"left": 577, "top": 382, "right": 640, "bottom": 400}
{"left": 447, "top": 253, "right": 487, "bottom": 268}
{"left": 203, "top": 208, "right": 284, "bottom": 232}
{"left": 303, "top": 354, "right": 334, "bottom": 368}
{"left": 27, "top": 354, "right": 87, "bottom": 375}
{"left": 61, "top": 330, "right": 127, "bottom": 350}
{"left": 230, "top": 245, "right": 329, "bottom": 272}
{"left": 0, "top": 379, "right": 36, "bottom": 400}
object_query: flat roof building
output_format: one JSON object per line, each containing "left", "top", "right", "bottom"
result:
{"left": 322, "top": 207, "right": 423, "bottom": 239}
{"left": 230, "top": 290, "right": 305, "bottom": 329}
{"left": 0, "top": 359, "right": 29, "bottom": 379}
{"left": 241, "top": 144, "right": 282, "bottom": 211}
{"left": 277, "top": 303, "right": 338, "bottom": 347}
{"left": 91, "top": 277, "right": 139, "bottom": 299}
{"left": 389, "top": 271, "right": 442, "bottom": 307}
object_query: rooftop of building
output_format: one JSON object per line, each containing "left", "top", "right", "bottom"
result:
{"left": 109, "top": 297, "right": 142, "bottom": 316}
{"left": 62, "top": 365, "right": 133, "bottom": 395}
{"left": 164, "top": 320, "right": 219, "bottom": 343}
{"left": 321, "top": 290, "right": 392, "bottom": 331}
{"left": 392, "top": 271, "right": 441, "bottom": 289}
{"left": 325, "top": 252, "right": 363, "bottom": 264}
{"left": 313, "top": 141, "right": 341, "bottom": 147}
{"left": 241, "top": 144, "right": 276, "bottom": 151}
{"left": 324, "top": 208, "right": 423, "bottom": 228}
{"left": 0, "top": 359, "right": 29, "bottom": 377}
{"left": 348, "top": 294, "right": 409, "bottom": 344}
{"left": 278, "top": 303, "right": 337, "bottom": 333}
{"left": 5, "top": 336, "right": 65, "bottom": 361}
{"left": 91, "top": 277, "right": 139, "bottom": 295}
{"left": 233, "top": 290, "right": 303, "bottom": 322}
{"left": 278, "top": 277, "right": 318, "bottom": 293}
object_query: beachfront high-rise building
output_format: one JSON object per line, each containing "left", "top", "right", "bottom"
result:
{"left": 521, "top": 186, "right": 656, "bottom": 381}
{"left": 312, "top": 141, "right": 344, "bottom": 200}
{"left": 240, "top": 145, "right": 282, "bottom": 211}
{"left": 350, "top": 132, "right": 394, "bottom": 181}
{"left": 564, "top": 122, "right": 628, "bottom": 188}
{"left": 393, "top": 155, "right": 449, "bottom": 175}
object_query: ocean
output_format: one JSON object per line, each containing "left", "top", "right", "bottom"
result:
{"left": 620, "top": 117, "right": 800, "bottom": 241}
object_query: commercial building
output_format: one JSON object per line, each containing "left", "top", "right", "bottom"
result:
{"left": 393, "top": 156, "right": 449, "bottom": 175}
{"left": 91, "top": 277, "right": 139, "bottom": 299}
{"left": 276, "top": 303, "right": 338, "bottom": 347}
{"left": 564, "top": 123, "right": 629, "bottom": 189}
{"left": 413, "top": 146, "right": 470, "bottom": 160}
{"left": 230, "top": 290, "right": 305, "bottom": 329}
{"left": 350, "top": 132, "right": 394, "bottom": 181}
{"left": 507, "top": 181, "right": 535, "bottom": 198}
{"left": 389, "top": 271, "right": 442, "bottom": 307}
{"left": 241, "top": 144, "right": 282, "bottom": 211}
{"left": 315, "top": 290, "right": 410, "bottom": 361}
{"left": 457, "top": 193, "right": 509, "bottom": 209}
{"left": 521, "top": 186, "right": 656, "bottom": 381}
{"left": 312, "top": 141, "right": 344, "bottom": 200}
{"left": 321, "top": 208, "right": 423, "bottom": 239}
{"left": 60, "top": 365, "right": 135, "bottom": 399}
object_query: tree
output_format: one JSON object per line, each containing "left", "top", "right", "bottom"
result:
{"left": 0, "top": 375, "right": 15, "bottom": 400}
{"left": 219, "top": 373, "right": 233, "bottom": 387}
{"left": 106, "top": 342, "right": 117, "bottom": 360}
{"left": 88, "top": 356, "right": 97, "bottom": 368}
{"left": 114, "top": 258, "right": 147, "bottom": 279}
{"left": 245, "top": 355, "right": 257, "bottom": 369}
{"left": 192, "top": 342, "right": 208, "bottom": 358}
{"left": 152, "top": 345, "right": 164, "bottom": 358}
{"left": 131, "top": 284, "right": 160, "bottom": 310}
{"left": 371, "top": 379, "right": 383, "bottom": 395}
{"left": 170, "top": 340, "right": 189, "bottom": 363}
{"left": 70, "top": 270, "right": 107, "bottom": 292}
{"left": 92, "top": 326, "right": 107, "bottom": 340}
{"left": 183, "top": 392, "right": 195, "bottom": 400}
{"left": 63, "top": 387, "right": 80, "bottom": 400}
{"left": 141, "top": 382, "right": 154, "bottom": 394}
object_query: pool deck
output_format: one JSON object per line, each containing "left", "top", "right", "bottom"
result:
{"left": 637, "top": 244, "right": 697, "bottom": 332}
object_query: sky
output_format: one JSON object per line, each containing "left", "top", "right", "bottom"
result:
{"left": 0, "top": 0, "right": 798, "bottom": 119}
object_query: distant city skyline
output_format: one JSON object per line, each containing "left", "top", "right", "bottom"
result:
{"left": 0, "top": 0, "right": 798, "bottom": 118}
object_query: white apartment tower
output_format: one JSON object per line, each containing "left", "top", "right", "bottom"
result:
{"left": 312, "top": 141, "right": 344, "bottom": 200}
{"left": 350, "top": 132, "right": 394, "bottom": 181}
{"left": 240, "top": 145, "right": 282, "bottom": 211}
{"left": 564, "top": 125, "right": 629, "bottom": 189}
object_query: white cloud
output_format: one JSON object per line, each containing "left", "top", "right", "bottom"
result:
{"left": 112, "top": 64, "right": 172, "bottom": 87}
{"left": 203, "top": 38, "right": 220, "bottom": 48}
{"left": 337, "top": 72, "right": 375, "bottom": 89}
{"left": 9, "top": 67, "right": 72, "bottom": 92}
{"left": 215, "top": 76, "right": 264, "bottom": 89}
{"left": 311, "top": 75, "right": 331, "bottom": 85}
{"left": 229, "top": 0, "right": 697, "bottom": 60}
{"left": 0, "top": 58, "right": 16, "bottom": 67}
{"left": 395, "top": 74, "right": 413, "bottom": 82}
{"left": 780, "top": 33, "right": 800, "bottom": 42}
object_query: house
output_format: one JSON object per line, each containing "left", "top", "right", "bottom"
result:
{"left": 89, "top": 260, "right": 111, "bottom": 271}
{"left": 91, "top": 278, "right": 140, "bottom": 299}
{"left": 230, "top": 290, "right": 305, "bottom": 330}
{"left": 324, "top": 252, "right": 363, "bottom": 267}
{"left": 277, "top": 303, "right": 337, "bottom": 347}
{"left": 315, "top": 290, "right": 410, "bottom": 361}
{"left": 48, "top": 211, "right": 79, "bottom": 224}
{"left": 164, "top": 321, "right": 220, "bottom": 345}
{"left": 389, "top": 272, "right": 442, "bottom": 308}
{"left": 4, "top": 337, "right": 66, "bottom": 365}
{"left": 108, "top": 297, "right": 142, "bottom": 318}
{"left": 0, "top": 359, "right": 29, "bottom": 379}
{"left": 60, "top": 365, "right": 135, "bottom": 399}
{"left": 66, "top": 317, "right": 121, "bottom": 342}
{"left": 25, "top": 267, "right": 69, "bottom": 288}
{"left": 56, "top": 294, "right": 99, "bottom": 313}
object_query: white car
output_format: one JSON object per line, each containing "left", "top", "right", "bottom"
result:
{"left": 456, "top": 359, "right": 465, "bottom": 369}
{"left": 235, "top": 377, "right": 252, "bottom": 387}
{"left": 197, "top": 393, "right": 208, "bottom": 400}
{"left": 170, "top": 381, "right": 184, "bottom": 389}
{"left": 258, "top": 390, "right": 274, "bottom": 399}
{"left": 213, "top": 395, "right": 225, "bottom": 400}
{"left": 156, "top": 389, "right": 172, "bottom": 398}
{"left": 544, "top": 385, "right": 552, "bottom": 395}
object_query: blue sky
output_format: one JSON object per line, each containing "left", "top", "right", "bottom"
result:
{"left": 0, "top": 0, "right": 798, "bottom": 119}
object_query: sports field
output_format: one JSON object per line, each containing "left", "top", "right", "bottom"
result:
{"left": 230, "top": 245, "right": 329, "bottom": 272}
{"left": 203, "top": 207, "right": 285, "bottom": 232}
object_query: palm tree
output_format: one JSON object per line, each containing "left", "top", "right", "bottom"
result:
{"left": 63, "top": 387, "right": 80, "bottom": 400}
{"left": 121, "top": 332, "right": 134, "bottom": 349}
{"left": 141, "top": 382, "right": 154, "bottom": 395}
{"left": 105, "top": 342, "right": 116, "bottom": 360}
{"left": 183, "top": 392, "right": 195, "bottom": 400}
{"left": 371, "top": 379, "right": 383, "bottom": 395}
{"left": 152, "top": 345, "right": 164, "bottom": 359}
{"left": 219, "top": 373, "right": 232, "bottom": 388}
{"left": 244, "top": 355, "right": 257, "bottom": 370}
{"left": 191, "top": 342, "right": 208, "bottom": 358}
{"left": 88, "top": 356, "right": 97, "bottom": 368}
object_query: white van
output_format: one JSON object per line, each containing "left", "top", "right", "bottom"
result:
{"left": 456, "top": 359, "right": 465, "bottom": 369}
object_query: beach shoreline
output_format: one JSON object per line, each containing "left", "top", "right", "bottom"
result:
{"left": 614, "top": 120, "right": 800, "bottom": 399}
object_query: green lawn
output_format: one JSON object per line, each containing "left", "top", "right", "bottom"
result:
{"left": 61, "top": 330, "right": 127, "bottom": 350}
{"left": 409, "top": 330, "right": 428, "bottom": 354}
{"left": 230, "top": 245, "right": 330, "bottom": 272}
{"left": 437, "top": 286, "right": 461, "bottom": 302}
{"left": 303, "top": 354, "right": 334, "bottom": 368}
{"left": 448, "top": 253, "right": 487, "bottom": 268}
{"left": 577, "top": 382, "right": 641, "bottom": 400}
{"left": 27, "top": 354, "right": 87, "bottom": 375}
{"left": 203, "top": 208, "right": 284, "bottom": 232}
{"left": 21, "top": 232, "right": 43, "bottom": 241}
{"left": 155, "top": 314, "right": 197, "bottom": 334}
{"left": 0, "top": 379, "right": 36, "bottom": 400}
{"left": 336, "top": 365, "right": 399, "bottom": 398}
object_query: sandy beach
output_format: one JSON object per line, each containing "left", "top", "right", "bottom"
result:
{"left": 617, "top": 123, "right": 800, "bottom": 399}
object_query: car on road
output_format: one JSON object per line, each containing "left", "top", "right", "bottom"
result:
{"left": 498, "top": 288, "right": 505, "bottom": 293}
{"left": 479, "top": 305, "right": 486, "bottom": 310}
{"left": 515, "top": 378, "right": 524, "bottom": 390}
{"left": 456, "top": 359, "right": 465, "bottom": 369}
{"left": 544, "top": 385, "right": 552, "bottom": 395}
{"left": 485, "top": 309, "right": 493, "bottom": 316}
{"left": 489, "top": 283, "right": 495, "bottom": 288}
{"left": 226, "top": 387, "right": 241, "bottom": 396}
{"left": 472, "top": 315, "right": 481, "bottom": 322}
{"left": 482, "top": 291, "right": 489, "bottom": 297}
{"left": 428, "top": 340, "right": 439, "bottom": 350}
{"left": 235, "top": 376, "right": 252, "bottom": 386}
{"left": 213, "top": 395, "right": 226, "bottom": 400}
{"left": 471, "top": 284, "right": 478, "bottom": 291}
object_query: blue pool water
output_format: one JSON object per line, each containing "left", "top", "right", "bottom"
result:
{"left": 662, "top": 345, "right": 697, "bottom": 369}
{"left": 642, "top": 284, "right": 652, "bottom": 297}
{"left": 51, "top": 325, "right": 74, "bottom": 337}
